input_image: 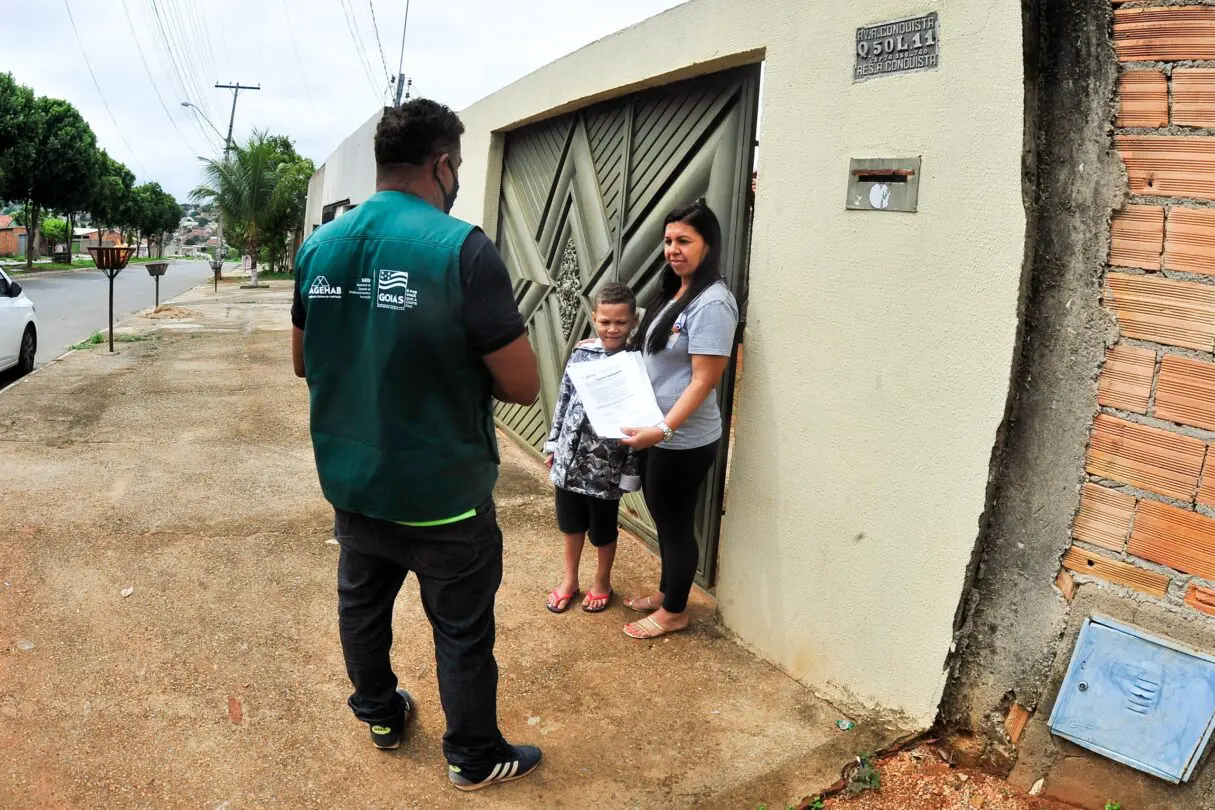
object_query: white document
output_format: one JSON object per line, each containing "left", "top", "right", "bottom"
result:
{"left": 566, "top": 351, "right": 664, "bottom": 439}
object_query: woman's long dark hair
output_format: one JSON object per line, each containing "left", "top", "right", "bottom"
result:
{"left": 632, "top": 199, "right": 723, "bottom": 354}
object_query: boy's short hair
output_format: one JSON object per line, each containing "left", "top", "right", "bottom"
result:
{"left": 594, "top": 283, "right": 637, "bottom": 314}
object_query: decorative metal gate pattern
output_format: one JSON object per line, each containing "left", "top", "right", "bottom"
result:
{"left": 494, "top": 66, "right": 759, "bottom": 585}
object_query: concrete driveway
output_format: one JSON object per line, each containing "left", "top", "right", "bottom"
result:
{"left": 0, "top": 282, "right": 899, "bottom": 809}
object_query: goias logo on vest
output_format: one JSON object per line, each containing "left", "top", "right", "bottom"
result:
{"left": 308, "top": 275, "right": 342, "bottom": 299}
{"left": 376, "top": 269, "right": 418, "bottom": 311}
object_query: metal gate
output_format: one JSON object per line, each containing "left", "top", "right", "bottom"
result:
{"left": 493, "top": 65, "right": 759, "bottom": 586}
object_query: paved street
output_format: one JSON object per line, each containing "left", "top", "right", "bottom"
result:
{"left": 13, "top": 260, "right": 217, "bottom": 366}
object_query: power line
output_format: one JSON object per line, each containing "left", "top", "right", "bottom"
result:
{"left": 280, "top": 0, "right": 318, "bottom": 114}
{"left": 63, "top": 0, "right": 150, "bottom": 177}
{"left": 119, "top": 0, "right": 205, "bottom": 156}
{"left": 339, "top": 0, "right": 384, "bottom": 102}
{"left": 140, "top": 0, "right": 221, "bottom": 149}
{"left": 368, "top": 0, "right": 391, "bottom": 80}
{"left": 158, "top": 0, "right": 221, "bottom": 123}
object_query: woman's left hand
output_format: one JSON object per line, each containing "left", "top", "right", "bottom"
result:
{"left": 621, "top": 426, "right": 665, "bottom": 450}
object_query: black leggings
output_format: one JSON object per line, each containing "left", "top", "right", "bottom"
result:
{"left": 639, "top": 442, "right": 718, "bottom": 613}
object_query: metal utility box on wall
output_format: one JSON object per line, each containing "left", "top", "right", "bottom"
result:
{"left": 845, "top": 157, "right": 921, "bottom": 212}
{"left": 1048, "top": 615, "right": 1215, "bottom": 783}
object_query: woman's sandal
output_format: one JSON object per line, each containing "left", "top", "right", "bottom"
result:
{"left": 546, "top": 589, "right": 580, "bottom": 614}
{"left": 624, "top": 615, "right": 687, "bottom": 639}
{"left": 623, "top": 594, "right": 660, "bottom": 613}
{"left": 582, "top": 591, "right": 613, "bottom": 613}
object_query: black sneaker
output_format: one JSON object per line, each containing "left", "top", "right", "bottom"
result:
{"left": 369, "top": 690, "right": 414, "bottom": 750}
{"left": 448, "top": 744, "right": 543, "bottom": 791}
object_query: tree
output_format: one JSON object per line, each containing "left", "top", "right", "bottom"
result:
{"left": 263, "top": 153, "right": 314, "bottom": 273}
{"left": 1, "top": 94, "right": 99, "bottom": 267}
{"left": 41, "top": 217, "right": 67, "bottom": 250}
{"left": 132, "top": 182, "right": 181, "bottom": 257}
{"left": 0, "top": 73, "right": 35, "bottom": 205}
{"left": 189, "top": 130, "right": 288, "bottom": 286}
{"left": 89, "top": 151, "right": 134, "bottom": 247}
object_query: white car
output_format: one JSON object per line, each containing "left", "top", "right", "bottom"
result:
{"left": 0, "top": 268, "right": 37, "bottom": 376}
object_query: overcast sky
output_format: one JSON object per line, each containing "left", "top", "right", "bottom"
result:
{"left": 2, "top": 0, "right": 686, "bottom": 200}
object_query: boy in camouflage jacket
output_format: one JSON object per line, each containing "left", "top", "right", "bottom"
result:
{"left": 544, "top": 284, "right": 641, "bottom": 613}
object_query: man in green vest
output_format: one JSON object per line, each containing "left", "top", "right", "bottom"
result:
{"left": 292, "top": 99, "right": 543, "bottom": 791}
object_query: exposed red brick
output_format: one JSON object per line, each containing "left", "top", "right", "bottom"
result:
{"left": 1185, "top": 583, "right": 1215, "bottom": 616}
{"left": 1117, "top": 72, "right": 1169, "bottom": 128}
{"left": 1116, "top": 135, "right": 1215, "bottom": 201}
{"left": 1006, "top": 704, "right": 1033, "bottom": 745}
{"left": 1086, "top": 413, "right": 1205, "bottom": 501}
{"left": 1154, "top": 354, "right": 1215, "bottom": 430}
{"left": 1114, "top": 6, "right": 1215, "bottom": 62}
{"left": 1111, "top": 205, "right": 1164, "bottom": 270}
{"left": 1097, "top": 343, "right": 1155, "bottom": 414}
{"left": 1165, "top": 207, "right": 1215, "bottom": 278}
{"left": 1105, "top": 272, "right": 1215, "bottom": 351}
{"left": 1173, "top": 69, "right": 1215, "bottom": 128}
{"left": 1199, "top": 452, "right": 1215, "bottom": 508}
{"left": 1062, "top": 546, "right": 1171, "bottom": 597}
{"left": 1129, "top": 499, "right": 1215, "bottom": 580}
{"left": 1074, "top": 483, "right": 1136, "bottom": 551}
{"left": 1055, "top": 569, "right": 1077, "bottom": 602}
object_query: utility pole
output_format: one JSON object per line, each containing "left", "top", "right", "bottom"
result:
{"left": 394, "top": 0, "right": 411, "bottom": 107}
{"left": 393, "top": 76, "right": 412, "bottom": 107}
{"left": 215, "top": 82, "right": 260, "bottom": 153}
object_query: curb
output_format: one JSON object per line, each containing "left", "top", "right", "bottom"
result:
{"left": 0, "top": 275, "right": 227, "bottom": 397}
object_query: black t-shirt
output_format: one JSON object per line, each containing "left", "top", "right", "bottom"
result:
{"left": 291, "top": 228, "right": 525, "bottom": 355}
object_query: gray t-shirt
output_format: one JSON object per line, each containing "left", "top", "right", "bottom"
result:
{"left": 643, "top": 281, "right": 739, "bottom": 450}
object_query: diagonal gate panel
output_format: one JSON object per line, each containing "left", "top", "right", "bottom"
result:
{"left": 494, "top": 65, "right": 760, "bottom": 587}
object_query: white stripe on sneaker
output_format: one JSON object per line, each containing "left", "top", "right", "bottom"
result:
{"left": 506, "top": 761, "right": 519, "bottom": 779}
{"left": 487, "top": 763, "right": 504, "bottom": 781}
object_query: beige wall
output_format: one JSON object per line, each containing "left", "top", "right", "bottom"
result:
{"left": 306, "top": 0, "right": 1026, "bottom": 727}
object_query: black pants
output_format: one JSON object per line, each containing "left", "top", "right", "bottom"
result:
{"left": 334, "top": 505, "right": 506, "bottom": 769}
{"left": 639, "top": 442, "right": 718, "bottom": 613}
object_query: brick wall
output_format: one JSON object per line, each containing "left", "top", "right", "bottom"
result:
{"left": 1062, "top": 3, "right": 1215, "bottom": 619}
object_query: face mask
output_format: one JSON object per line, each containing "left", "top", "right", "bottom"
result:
{"left": 433, "top": 158, "right": 459, "bottom": 213}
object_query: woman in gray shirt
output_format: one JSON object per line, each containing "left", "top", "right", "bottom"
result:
{"left": 621, "top": 200, "right": 739, "bottom": 639}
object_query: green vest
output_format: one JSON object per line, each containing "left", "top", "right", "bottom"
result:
{"left": 296, "top": 191, "right": 499, "bottom": 524}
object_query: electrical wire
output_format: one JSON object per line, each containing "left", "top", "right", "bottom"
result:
{"left": 368, "top": 0, "right": 391, "bottom": 81}
{"left": 141, "top": 0, "right": 221, "bottom": 149}
{"left": 281, "top": 0, "right": 318, "bottom": 114}
{"left": 339, "top": 0, "right": 385, "bottom": 102}
{"left": 158, "top": 0, "right": 221, "bottom": 124}
{"left": 119, "top": 0, "right": 206, "bottom": 156}
{"left": 63, "top": 0, "right": 150, "bottom": 177}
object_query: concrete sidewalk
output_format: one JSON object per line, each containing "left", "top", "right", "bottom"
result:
{"left": 0, "top": 283, "right": 902, "bottom": 809}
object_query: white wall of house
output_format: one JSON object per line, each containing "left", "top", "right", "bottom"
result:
{"left": 304, "top": 0, "right": 1025, "bottom": 728}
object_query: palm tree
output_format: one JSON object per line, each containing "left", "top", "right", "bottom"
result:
{"left": 189, "top": 130, "right": 284, "bottom": 287}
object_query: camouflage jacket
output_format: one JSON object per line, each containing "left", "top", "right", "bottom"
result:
{"left": 544, "top": 341, "right": 641, "bottom": 500}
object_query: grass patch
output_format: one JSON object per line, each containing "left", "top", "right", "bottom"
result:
{"left": 248, "top": 270, "right": 294, "bottom": 280}
{"left": 68, "top": 330, "right": 154, "bottom": 350}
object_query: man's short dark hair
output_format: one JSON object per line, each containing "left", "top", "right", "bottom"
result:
{"left": 375, "top": 99, "right": 465, "bottom": 167}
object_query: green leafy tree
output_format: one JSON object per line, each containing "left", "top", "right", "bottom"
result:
{"left": 263, "top": 153, "right": 314, "bottom": 273}
{"left": 189, "top": 130, "right": 289, "bottom": 286}
{"left": 41, "top": 217, "right": 68, "bottom": 250}
{"left": 132, "top": 182, "right": 181, "bottom": 257}
{"left": 89, "top": 151, "right": 135, "bottom": 247}
{"left": 0, "top": 73, "right": 35, "bottom": 205}
{"left": 1, "top": 95, "right": 99, "bottom": 267}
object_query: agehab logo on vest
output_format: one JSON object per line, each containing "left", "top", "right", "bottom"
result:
{"left": 376, "top": 269, "right": 418, "bottom": 311}
{"left": 308, "top": 275, "right": 342, "bottom": 299}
